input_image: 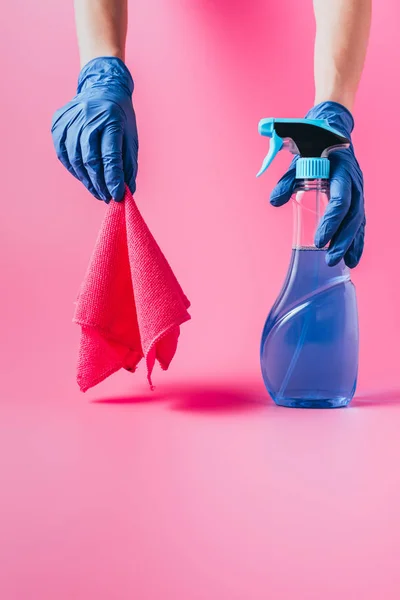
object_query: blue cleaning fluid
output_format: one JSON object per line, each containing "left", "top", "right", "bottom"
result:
{"left": 257, "top": 119, "right": 359, "bottom": 408}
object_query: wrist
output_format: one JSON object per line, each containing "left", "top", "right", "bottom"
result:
{"left": 314, "top": 90, "right": 356, "bottom": 113}
{"left": 80, "top": 48, "right": 125, "bottom": 70}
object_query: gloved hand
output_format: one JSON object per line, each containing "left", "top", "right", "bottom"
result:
{"left": 270, "top": 101, "right": 365, "bottom": 268}
{"left": 51, "top": 57, "right": 138, "bottom": 203}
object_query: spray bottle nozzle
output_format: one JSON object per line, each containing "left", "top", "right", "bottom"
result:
{"left": 257, "top": 117, "right": 350, "bottom": 180}
{"left": 256, "top": 130, "right": 283, "bottom": 177}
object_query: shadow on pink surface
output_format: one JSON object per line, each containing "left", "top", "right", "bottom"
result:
{"left": 92, "top": 386, "right": 400, "bottom": 411}
{"left": 93, "top": 382, "right": 267, "bottom": 414}
{"left": 352, "top": 390, "right": 400, "bottom": 408}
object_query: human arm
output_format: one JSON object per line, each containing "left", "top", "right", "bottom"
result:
{"left": 313, "top": 0, "right": 372, "bottom": 111}
{"left": 270, "top": 0, "right": 371, "bottom": 268}
{"left": 51, "top": 0, "right": 138, "bottom": 203}
{"left": 74, "top": 0, "right": 128, "bottom": 67}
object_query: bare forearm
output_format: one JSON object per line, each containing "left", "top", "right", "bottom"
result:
{"left": 74, "top": 0, "right": 128, "bottom": 67}
{"left": 313, "top": 0, "right": 371, "bottom": 111}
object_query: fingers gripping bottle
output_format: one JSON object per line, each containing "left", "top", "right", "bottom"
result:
{"left": 257, "top": 118, "right": 359, "bottom": 408}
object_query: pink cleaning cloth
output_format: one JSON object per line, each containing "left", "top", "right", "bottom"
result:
{"left": 73, "top": 187, "right": 191, "bottom": 392}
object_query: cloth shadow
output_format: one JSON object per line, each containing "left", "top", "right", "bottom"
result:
{"left": 93, "top": 382, "right": 268, "bottom": 414}
{"left": 93, "top": 392, "right": 168, "bottom": 405}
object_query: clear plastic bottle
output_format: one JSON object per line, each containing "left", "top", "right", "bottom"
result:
{"left": 260, "top": 178, "right": 359, "bottom": 408}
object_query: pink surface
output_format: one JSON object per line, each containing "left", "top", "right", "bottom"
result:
{"left": 2, "top": 0, "right": 400, "bottom": 598}
{"left": 2, "top": 387, "right": 400, "bottom": 599}
{"left": 74, "top": 187, "right": 190, "bottom": 392}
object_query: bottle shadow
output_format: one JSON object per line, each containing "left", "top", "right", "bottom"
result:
{"left": 93, "top": 381, "right": 268, "bottom": 415}
{"left": 168, "top": 383, "right": 267, "bottom": 414}
{"left": 352, "top": 390, "right": 400, "bottom": 408}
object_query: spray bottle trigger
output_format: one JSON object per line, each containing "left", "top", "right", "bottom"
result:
{"left": 256, "top": 130, "right": 284, "bottom": 177}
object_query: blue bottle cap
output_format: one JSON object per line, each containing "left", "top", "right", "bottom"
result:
{"left": 295, "top": 157, "right": 330, "bottom": 180}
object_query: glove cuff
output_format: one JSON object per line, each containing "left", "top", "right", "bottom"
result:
{"left": 77, "top": 56, "right": 134, "bottom": 96}
{"left": 306, "top": 101, "right": 354, "bottom": 139}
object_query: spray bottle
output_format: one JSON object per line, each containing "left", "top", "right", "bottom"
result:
{"left": 257, "top": 118, "right": 358, "bottom": 408}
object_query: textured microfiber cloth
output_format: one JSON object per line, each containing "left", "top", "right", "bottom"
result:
{"left": 73, "top": 187, "right": 191, "bottom": 392}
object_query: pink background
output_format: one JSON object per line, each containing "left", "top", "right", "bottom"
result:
{"left": 2, "top": 1, "right": 400, "bottom": 598}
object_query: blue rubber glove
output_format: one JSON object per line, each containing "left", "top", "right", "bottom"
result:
{"left": 51, "top": 57, "right": 138, "bottom": 203}
{"left": 270, "top": 101, "right": 365, "bottom": 268}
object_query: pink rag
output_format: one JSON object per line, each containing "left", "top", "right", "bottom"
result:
{"left": 73, "top": 187, "right": 191, "bottom": 392}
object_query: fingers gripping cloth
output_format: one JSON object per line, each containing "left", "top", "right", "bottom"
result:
{"left": 73, "top": 188, "right": 191, "bottom": 392}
